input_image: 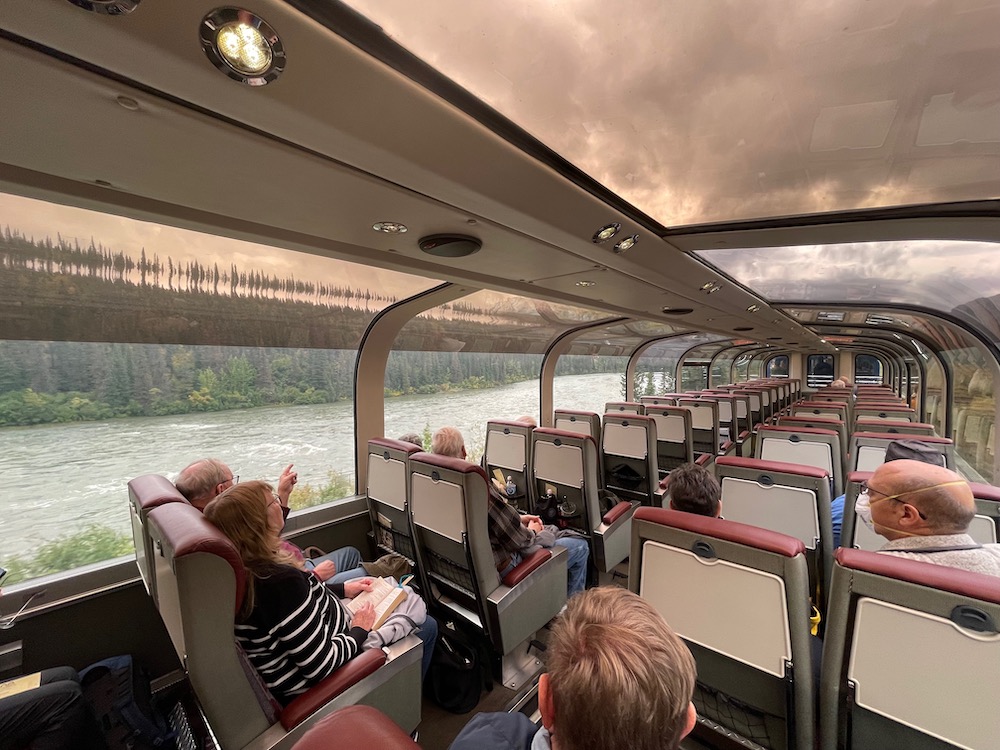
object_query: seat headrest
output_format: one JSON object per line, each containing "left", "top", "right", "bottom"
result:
{"left": 634, "top": 507, "right": 806, "bottom": 557}
{"left": 147, "top": 502, "right": 246, "bottom": 612}
{"left": 369, "top": 437, "right": 421, "bottom": 455}
{"left": 129, "top": 474, "right": 187, "bottom": 511}
{"left": 760, "top": 425, "right": 838, "bottom": 437}
{"left": 716, "top": 456, "right": 829, "bottom": 479}
{"left": 835, "top": 548, "right": 1000, "bottom": 605}
{"left": 291, "top": 705, "right": 417, "bottom": 750}
{"left": 533, "top": 427, "right": 596, "bottom": 446}
{"left": 411, "top": 451, "right": 489, "bottom": 482}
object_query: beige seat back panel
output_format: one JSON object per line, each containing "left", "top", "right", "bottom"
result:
{"left": 534, "top": 441, "right": 584, "bottom": 487}
{"left": 367, "top": 454, "right": 407, "bottom": 511}
{"left": 487, "top": 431, "right": 527, "bottom": 471}
{"left": 683, "top": 405, "right": 714, "bottom": 430}
{"left": 411, "top": 473, "right": 466, "bottom": 543}
{"left": 856, "top": 445, "right": 887, "bottom": 473}
{"left": 639, "top": 540, "right": 790, "bottom": 677}
{"left": 720, "top": 477, "right": 820, "bottom": 549}
{"left": 650, "top": 413, "right": 686, "bottom": 442}
{"left": 556, "top": 417, "right": 593, "bottom": 437}
{"left": 760, "top": 438, "right": 833, "bottom": 476}
{"left": 604, "top": 423, "right": 649, "bottom": 460}
{"left": 969, "top": 514, "right": 997, "bottom": 544}
{"left": 849, "top": 598, "right": 1000, "bottom": 750}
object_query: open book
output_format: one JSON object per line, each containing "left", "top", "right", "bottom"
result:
{"left": 345, "top": 576, "right": 408, "bottom": 629}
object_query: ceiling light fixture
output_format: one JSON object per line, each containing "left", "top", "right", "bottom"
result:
{"left": 700, "top": 281, "right": 722, "bottom": 294}
{"left": 613, "top": 234, "right": 639, "bottom": 254}
{"left": 372, "top": 221, "right": 408, "bottom": 234}
{"left": 68, "top": 0, "right": 141, "bottom": 13}
{"left": 661, "top": 307, "right": 694, "bottom": 315}
{"left": 576, "top": 280, "right": 597, "bottom": 287}
{"left": 734, "top": 327, "right": 754, "bottom": 332}
{"left": 418, "top": 234, "right": 482, "bottom": 258}
{"left": 592, "top": 223, "right": 621, "bottom": 243}
{"left": 746, "top": 304, "right": 760, "bottom": 313}
{"left": 200, "top": 8, "right": 285, "bottom": 86}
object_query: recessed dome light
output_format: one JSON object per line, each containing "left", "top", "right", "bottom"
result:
{"left": 613, "top": 234, "right": 638, "bottom": 254}
{"left": 576, "top": 280, "right": 597, "bottom": 287}
{"left": 200, "top": 9, "right": 285, "bottom": 86}
{"left": 373, "top": 221, "right": 408, "bottom": 234}
{"left": 67, "top": 0, "right": 141, "bottom": 13}
{"left": 592, "top": 223, "right": 621, "bottom": 243}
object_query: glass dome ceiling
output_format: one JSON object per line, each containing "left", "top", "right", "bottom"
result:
{"left": 344, "top": 0, "right": 1000, "bottom": 226}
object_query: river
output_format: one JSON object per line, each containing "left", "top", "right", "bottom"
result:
{"left": 0, "top": 372, "right": 622, "bottom": 561}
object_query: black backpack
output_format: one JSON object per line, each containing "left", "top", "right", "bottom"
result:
{"left": 80, "top": 655, "right": 176, "bottom": 750}
{"left": 426, "top": 626, "right": 492, "bottom": 714}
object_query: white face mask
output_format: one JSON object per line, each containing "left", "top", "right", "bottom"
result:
{"left": 855, "top": 491, "right": 874, "bottom": 531}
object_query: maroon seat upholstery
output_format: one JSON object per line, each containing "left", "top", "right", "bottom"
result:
{"left": 291, "top": 705, "right": 418, "bottom": 750}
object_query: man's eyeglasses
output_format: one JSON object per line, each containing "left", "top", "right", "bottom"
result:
{"left": 860, "top": 482, "right": 927, "bottom": 520}
{"left": 230, "top": 474, "right": 239, "bottom": 485}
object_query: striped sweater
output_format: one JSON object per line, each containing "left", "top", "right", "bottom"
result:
{"left": 234, "top": 564, "right": 368, "bottom": 705}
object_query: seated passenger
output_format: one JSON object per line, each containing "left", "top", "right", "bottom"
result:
{"left": 829, "top": 379, "right": 846, "bottom": 388}
{"left": 857, "top": 459, "right": 1000, "bottom": 576}
{"left": 431, "top": 427, "right": 589, "bottom": 598}
{"left": 204, "top": 481, "right": 436, "bottom": 699}
{"left": 448, "top": 586, "right": 696, "bottom": 750}
{"left": 175, "top": 458, "right": 366, "bottom": 585}
{"left": 397, "top": 433, "right": 424, "bottom": 449}
{"left": 831, "top": 438, "right": 946, "bottom": 548}
{"left": 515, "top": 415, "right": 537, "bottom": 428}
{"left": 0, "top": 667, "right": 106, "bottom": 750}
{"left": 664, "top": 463, "right": 721, "bottom": 517}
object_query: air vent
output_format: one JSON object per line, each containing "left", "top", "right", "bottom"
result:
{"left": 816, "top": 311, "right": 846, "bottom": 321}
{"left": 866, "top": 314, "right": 896, "bottom": 325}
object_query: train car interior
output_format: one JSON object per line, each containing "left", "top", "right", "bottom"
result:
{"left": 1, "top": 1, "right": 998, "bottom": 748}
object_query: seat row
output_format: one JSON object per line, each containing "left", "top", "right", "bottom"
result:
{"left": 127, "top": 474, "right": 422, "bottom": 750}
{"left": 630, "top": 507, "right": 1000, "bottom": 750}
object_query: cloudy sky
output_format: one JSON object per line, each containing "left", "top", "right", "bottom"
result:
{"left": 347, "top": 0, "right": 1000, "bottom": 225}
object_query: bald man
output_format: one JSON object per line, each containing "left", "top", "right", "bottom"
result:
{"left": 856, "top": 459, "right": 1000, "bottom": 576}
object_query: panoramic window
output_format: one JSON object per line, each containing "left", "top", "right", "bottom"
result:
{"left": 345, "top": 0, "right": 1000, "bottom": 225}
{"left": 854, "top": 354, "right": 884, "bottom": 385}
{"left": 767, "top": 355, "right": 789, "bottom": 378}
{"left": 941, "top": 347, "right": 996, "bottom": 483}
{"left": 0, "top": 192, "right": 439, "bottom": 584}
{"left": 388, "top": 291, "right": 615, "bottom": 455}
{"left": 807, "top": 354, "right": 835, "bottom": 389}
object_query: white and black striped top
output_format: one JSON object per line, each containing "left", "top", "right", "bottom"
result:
{"left": 234, "top": 564, "right": 367, "bottom": 705}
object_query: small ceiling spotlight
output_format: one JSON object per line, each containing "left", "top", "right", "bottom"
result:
{"left": 418, "top": 234, "right": 482, "bottom": 258}
{"left": 68, "top": 0, "right": 141, "bottom": 13}
{"left": 200, "top": 8, "right": 285, "bottom": 86}
{"left": 576, "top": 280, "right": 597, "bottom": 287}
{"left": 372, "top": 221, "right": 408, "bottom": 234}
{"left": 746, "top": 304, "right": 760, "bottom": 313}
{"left": 592, "top": 223, "right": 621, "bottom": 243}
{"left": 700, "top": 281, "right": 723, "bottom": 294}
{"left": 613, "top": 234, "right": 639, "bottom": 254}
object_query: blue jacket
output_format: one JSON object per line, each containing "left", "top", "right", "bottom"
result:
{"left": 449, "top": 712, "right": 540, "bottom": 750}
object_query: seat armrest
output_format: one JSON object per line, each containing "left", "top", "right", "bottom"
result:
{"left": 720, "top": 439, "right": 735, "bottom": 455}
{"left": 603, "top": 501, "right": 632, "bottom": 526}
{"left": 694, "top": 452, "right": 712, "bottom": 467}
{"left": 280, "top": 649, "right": 387, "bottom": 730}
{"left": 502, "top": 548, "right": 551, "bottom": 587}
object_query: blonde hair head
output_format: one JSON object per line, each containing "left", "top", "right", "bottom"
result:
{"left": 546, "top": 587, "right": 696, "bottom": 750}
{"left": 431, "top": 426, "right": 466, "bottom": 458}
{"left": 203, "top": 480, "right": 300, "bottom": 618}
